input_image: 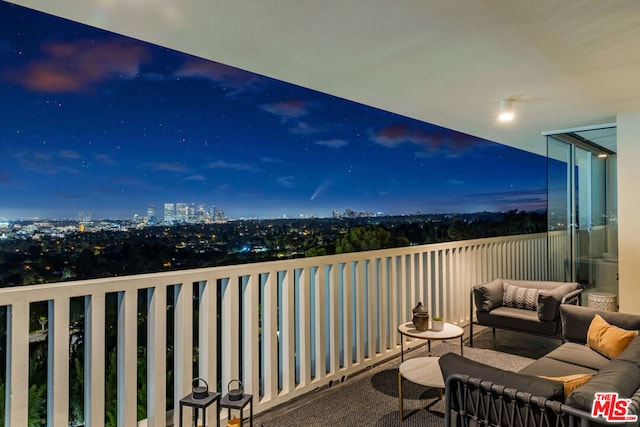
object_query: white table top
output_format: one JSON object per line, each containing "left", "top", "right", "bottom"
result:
{"left": 398, "top": 321, "right": 464, "bottom": 340}
{"left": 399, "top": 356, "right": 444, "bottom": 388}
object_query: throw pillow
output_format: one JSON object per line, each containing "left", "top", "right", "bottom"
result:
{"left": 587, "top": 314, "right": 638, "bottom": 359}
{"left": 538, "top": 373, "right": 594, "bottom": 398}
{"left": 503, "top": 283, "right": 539, "bottom": 311}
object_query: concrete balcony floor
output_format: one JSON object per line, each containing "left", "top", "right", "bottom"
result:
{"left": 253, "top": 326, "right": 561, "bottom": 426}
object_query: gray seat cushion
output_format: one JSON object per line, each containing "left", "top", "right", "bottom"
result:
{"left": 476, "top": 306, "right": 558, "bottom": 336}
{"left": 543, "top": 342, "right": 611, "bottom": 371}
{"left": 519, "top": 354, "right": 598, "bottom": 377}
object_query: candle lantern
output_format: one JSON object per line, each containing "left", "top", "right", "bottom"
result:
{"left": 179, "top": 377, "right": 221, "bottom": 427}
{"left": 220, "top": 379, "right": 253, "bottom": 427}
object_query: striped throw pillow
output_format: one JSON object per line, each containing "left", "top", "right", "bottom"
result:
{"left": 503, "top": 283, "right": 539, "bottom": 311}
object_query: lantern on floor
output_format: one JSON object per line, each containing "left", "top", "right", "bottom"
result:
{"left": 179, "top": 377, "right": 221, "bottom": 427}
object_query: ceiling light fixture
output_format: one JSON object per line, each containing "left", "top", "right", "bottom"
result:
{"left": 498, "top": 99, "right": 515, "bottom": 122}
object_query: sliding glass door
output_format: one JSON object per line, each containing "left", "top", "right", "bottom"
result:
{"left": 546, "top": 127, "right": 617, "bottom": 294}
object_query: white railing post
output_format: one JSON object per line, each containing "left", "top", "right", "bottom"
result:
{"left": 147, "top": 285, "right": 167, "bottom": 427}
{"left": 6, "top": 302, "right": 29, "bottom": 427}
{"left": 85, "top": 293, "right": 106, "bottom": 427}
{"left": 262, "top": 271, "right": 279, "bottom": 401}
{"left": 298, "top": 267, "right": 312, "bottom": 386}
{"left": 324, "top": 264, "right": 336, "bottom": 378}
{"left": 242, "top": 274, "right": 259, "bottom": 403}
{"left": 48, "top": 298, "right": 70, "bottom": 427}
{"left": 354, "top": 261, "right": 365, "bottom": 364}
{"left": 280, "top": 269, "right": 296, "bottom": 394}
{"left": 173, "top": 283, "right": 193, "bottom": 426}
{"left": 117, "top": 290, "right": 137, "bottom": 427}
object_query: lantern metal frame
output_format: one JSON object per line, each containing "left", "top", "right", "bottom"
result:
{"left": 220, "top": 392, "right": 253, "bottom": 427}
{"left": 179, "top": 388, "right": 221, "bottom": 427}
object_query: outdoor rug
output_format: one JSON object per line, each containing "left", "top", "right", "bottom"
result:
{"left": 256, "top": 341, "right": 535, "bottom": 426}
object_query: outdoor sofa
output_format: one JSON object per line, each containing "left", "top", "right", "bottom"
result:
{"left": 469, "top": 278, "right": 583, "bottom": 346}
{"left": 440, "top": 304, "right": 640, "bottom": 426}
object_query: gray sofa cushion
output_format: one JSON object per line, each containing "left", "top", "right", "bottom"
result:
{"left": 519, "top": 355, "right": 598, "bottom": 378}
{"left": 543, "top": 342, "right": 611, "bottom": 371}
{"left": 561, "top": 304, "right": 640, "bottom": 345}
{"left": 476, "top": 306, "right": 559, "bottom": 336}
{"left": 566, "top": 359, "right": 640, "bottom": 411}
{"left": 617, "top": 335, "right": 640, "bottom": 367}
{"left": 439, "top": 352, "right": 564, "bottom": 401}
{"left": 473, "top": 279, "right": 503, "bottom": 311}
{"left": 519, "top": 342, "right": 607, "bottom": 376}
{"left": 537, "top": 283, "right": 577, "bottom": 321}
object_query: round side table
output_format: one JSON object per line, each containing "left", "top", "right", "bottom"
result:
{"left": 397, "top": 321, "right": 464, "bottom": 361}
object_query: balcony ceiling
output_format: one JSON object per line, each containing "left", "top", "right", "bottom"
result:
{"left": 9, "top": 0, "right": 640, "bottom": 156}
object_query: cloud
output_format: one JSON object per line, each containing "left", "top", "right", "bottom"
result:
{"left": 372, "top": 123, "right": 478, "bottom": 158}
{"left": 315, "top": 139, "right": 348, "bottom": 149}
{"left": 261, "top": 99, "right": 309, "bottom": 121}
{"left": 13, "top": 150, "right": 78, "bottom": 175}
{"left": 59, "top": 150, "right": 81, "bottom": 159}
{"left": 4, "top": 39, "right": 150, "bottom": 93}
{"left": 152, "top": 162, "right": 188, "bottom": 172}
{"left": 260, "top": 156, "right": 283, "bottom": 163}
{"left": 94, "top": 153, "right": 117, "bottom": 165}
{"left": 276, "top": 176, "right": 295, "bottom": 188}
{"left": 55, "top": 191, "right": 82, "bottom": 200}
{"left": 373, "top": 124, "right": 430, "bottom": 148}
{"left": 185, "top": 174, "right": 206, "bottom": 181}
{"left": 207, "top": 160, "right": 254, "bottom": 171}
{"left": 289, "top": 121, "right": 321, "bottom": 135}
{"left": 113, "top": 176, "right": 160, "bottom": 191}
{"left": 175, "top": 59, "right": 264, "bottom": 95}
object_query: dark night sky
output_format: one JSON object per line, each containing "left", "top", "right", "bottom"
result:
{"left": 0, "top": 2, "right": 547, "bottom": 220}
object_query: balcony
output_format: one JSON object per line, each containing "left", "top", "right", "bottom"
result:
{"left": 1, "top": 231, "right": 566, "bottom": 426}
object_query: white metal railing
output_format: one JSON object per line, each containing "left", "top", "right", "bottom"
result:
{"left": 1, "top": 232, "right": 551, "bottom": 426}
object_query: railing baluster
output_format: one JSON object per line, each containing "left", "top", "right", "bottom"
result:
{"left": 6, "top": 302, "right": 29, "bottom": 427}
{"left": 365, "top": 260, "right": 375, "bottom": 360}
{"left": 262, "top": 271, "right": 279, "bottom": 401}
{"left": 324, "top": 264, "right": 340, "bottom": 379}
{"left": 298, "top": 267, "right": 312, "bottom": 386}
{"left": 342, "top": 262, "right": 353, "bottom": 370}
{"left": 85, "top": 293, "right": 105, "bottom": 427}
{"left": 117, "top": 289, "right": 137, "bottom": 426}
{"left": 352, "top": 261, "right": 363, "bottom": 364}
{"left": 242, "top": 274, "right": 259, "bottom": 406}
{"left": 48, "top": 297, "right": 70, "bottom": 427}
{"left": 147, "top": 285, "right": 167, "bottom": 427}
{"left": 281, "top": 269, "right": 296, "bottom": 393}
{"left": 174, "top": 282, "right": 193, "bottom": 426}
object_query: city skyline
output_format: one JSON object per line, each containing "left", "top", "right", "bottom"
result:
{"left": 0, "top": 2, "right": 547, "bottom": 220}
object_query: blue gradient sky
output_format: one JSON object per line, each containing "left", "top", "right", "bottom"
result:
{"left": 0, "top": 2, "right": 547, "bottom": 220}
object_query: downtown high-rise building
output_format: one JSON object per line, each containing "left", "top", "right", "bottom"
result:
{"left": 163, "top": 203, "right": 175, "bottom": 222}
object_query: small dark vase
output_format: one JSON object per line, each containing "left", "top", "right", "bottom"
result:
{"left": 412, "top": 302, "right": 430, "bottom": 331}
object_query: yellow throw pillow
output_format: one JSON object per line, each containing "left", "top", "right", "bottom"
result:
{"left": 587, "top": 314, "right": 638, "bottom": 359}
{"left": 538, "top": 373, "right": 594, "bottom": 398}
